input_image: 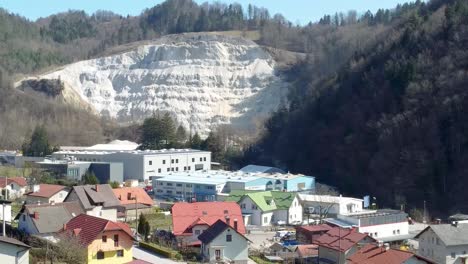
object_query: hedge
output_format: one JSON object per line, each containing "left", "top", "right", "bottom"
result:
{"left": 139, "top": 241, "right": 183, "bottom": 260}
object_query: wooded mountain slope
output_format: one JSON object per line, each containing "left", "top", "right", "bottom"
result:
{"left": 246, "top": 0, "right": 468, "bottom": 216}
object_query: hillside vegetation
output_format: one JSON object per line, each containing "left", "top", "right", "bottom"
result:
{"left": 245, "top": 0, "right": 468, "bottom": 216}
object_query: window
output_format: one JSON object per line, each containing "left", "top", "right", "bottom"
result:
{"left": 200, "top": 157, "right": 203, "bottom": 162}
{"left": 149, "top": 160, "right": 152, "bottom": 165}
{"left": 176, "top": 167, "right": 179, "bottom": 171}
{"left": 184, "top": 166, "right": 187, "bottom": 170}
{"left": 188, "top": 166, "right": 191, "bottom": 170}
{"left": 158, "top": 169, "right": 161, "bottom": 173}
{"left": 171, "top": 168, "right": 174, "bottom": 171}
{"left": 204, "top": 157, "right": 207, "bottom": 161}
{"left": 241, "top": 204, "right": 246, "bottom": 209}
{"left": 263, "top": 216, "right": 268, "bottom": 224}
{"left": 374, "top": 232, "right": 378, "bottom": 237}
{"left": 97, "top": 251, "right": 105, "bottom": 259}
{"left": 176, "top": 159, "right": 179, "bottom": 163}
{"left": 397, "top": 229, "right": 400, "bottom": 234}
{"left": 176, "top": 191, "right": 182, "bottom": 195}
{"left": 116, "top": 250, "right": 124, "bottom": 257}
{"left": 451, "top": 252, "right": 456, "bottom": 259}
{"left": 167, "top": 183, "right": 173, "bottom": 186}
{"left": 114, "top": 235, "right": 119, "bottom": 247}
{"left": 102, "top": 235, "right": 107, "bottom": 242}
{"left": 186, "top": 192, "right": 192, "bottom": 195}
{"left": 226, "top": 234, "right": 232, "bottom": 242}
{"left": 163, "top": 160, "right": 166, "bottom": 164}
{"left": 167, "top": 168, "right": 170, "bottom": 172}
{"left": 176, "top": 184, "right": 182, "bottom": 187}
{"left": 157, "top": 182, "right": 164, "bottom": 185}
{"left": 166, "top": 190, "right": 172, "bottom": 194}
{"left": 436, "top": 238, "right": 440, "bottom": 245}
{"left": 171, "top": 159, "right": 174, "bottom": 164}
{"left": 192, "top": 158, "right": 195, "bottom": 162}
{"left": 186, "top": 184, "right": 192, "bottom": 187}
{"left": 195, "top": 230, "right": 201, "bottom": 235}
{"left": 157, "top": 189, "right": 164, "bottom": 193}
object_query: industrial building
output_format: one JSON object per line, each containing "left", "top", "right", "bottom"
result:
{"left": 52, "top": 148, "right": 211, "bottom": 181}
{"left": 36, "top": 159, "right": 123, "bottom": 183}
{"left": 152, "top": 170, "right": 315, "bottom": 202}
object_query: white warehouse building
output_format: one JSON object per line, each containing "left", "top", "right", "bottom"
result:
{"left": 52, "top": 149, "right": 211, "bottom": 182}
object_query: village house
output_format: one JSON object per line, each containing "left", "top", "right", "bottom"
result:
{"left": 347, "top": 243, "right": 435, "bottom": 264}
{"left": 295, "top": 224, "right": 333, "bottom": 244}
{"left": 227, "top": 190, "right": 303, "bottom": 226}
{"left": 415, "top": 223, "right": 468, "bottom": 264}
{"left": 0, "top": 200, "right": 12, "bottom": 223}
{"left": 199, "top": 219, "right": 250, "bottom": 264}
{"left": 25, "top": 184, "right": 69, "bottom": 204}
{"left": 171, "top": 201, "right": 246, "bottom": 247}
{"left": 16, "top": 201, "right": 84, "bottom": 241}
{"left": 315, "top": 227, "right": 375, "bottom": 264}
{"left": 62, "top": 214, "right": 134, "bottom": 264}
{"left": 0, "top": 236, "right": 30, "bottom": 264}
{"left": 298, "top": 193, "right": 363, "bottom": 218}
{"left": 64, "top": 184, "right": 121, "bottom": 221}
{"left": 0, "top": 177, "right": 28, "bottom": 199}
{"left": 112, "top": 187, "right": 154, "bottom": 221}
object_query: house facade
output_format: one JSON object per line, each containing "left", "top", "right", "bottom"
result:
{"left": 416, "top": 223, "right": 468, "bottom": 264}
{"left": 0, "top": 236, "right": 30, "bottom": 264}
{"left": 199, "top": 220, "right": 250, "bottom": 264}
{"left": 63, "top": 214, "right": 134, "bottom": 264}
{"left": 227, "top": 191, "right": 303, "bottom": 226}
{"left": 0, "top": 177, "right": 28, "bottom": 199}
{"left": 25, "top": 184, "right": 69, "bottom": 204}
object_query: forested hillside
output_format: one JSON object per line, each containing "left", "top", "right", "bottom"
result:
{"left": 245, "top": 0, "right": 468, "bottom": 216}
{"left": 0, "top": 0, "right": 403, "bottom": 148}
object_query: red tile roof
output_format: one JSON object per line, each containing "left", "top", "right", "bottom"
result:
{"left": 171, "top": 202, "right": 246, "bottom": 236}
{"left": 62, "top": 214, "right": 134, "bottom": 246}
{"left": 315, "top": 227, "right": 374, "bottom": 252}
{"left": 0, "top": 177, "right": 28, "bottom": 188}
{"left": 27, "top": 184, "right": 66, "bottom": 198}
{"left": 347, "top": 244, "right": 435, "bottom": 264}
{"left": 296, "top": 244, "right": 319, "bottom": 258}
{"left": 113, "top": 187, "right": 154, "bottom": 206}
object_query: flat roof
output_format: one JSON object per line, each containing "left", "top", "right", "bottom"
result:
{"left": 345, "top": 209, "right": 406, "bottom": 219}
{"left": 155, "top": 170, "right": 261, "bottom": 185}
{"left": 53, "top": 148, "right": 211, "bottom": 156}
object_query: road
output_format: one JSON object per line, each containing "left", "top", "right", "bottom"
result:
{"left": 133, "top": 247, "right": 186, "bottom": 264}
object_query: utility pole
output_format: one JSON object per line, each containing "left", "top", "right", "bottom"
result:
{"left": 423, "top": 200, "right": 427, "bottom": 225}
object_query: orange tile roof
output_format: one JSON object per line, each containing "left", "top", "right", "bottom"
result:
{"left": 26, "top": 184, "right": 67, "bottom": 198}
{"left": 63, "top": 214, "right": 134, "bottom": 246}
{"left": 296, "top": 244, "right": 319, "bottom": 258}
{"left": 348, "top": 244, "right": 435, "bottom": 264}
{"left": 171, "top": 202, "right": 246, "bottom": 236}
{"left": 113, "top": 187, "right": 154, "bottom": 206}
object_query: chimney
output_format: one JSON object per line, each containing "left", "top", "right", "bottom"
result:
{"left": 63, "top": 223, "right": 67, "bottom": 230}
{"left": 95, "top": 185, "right": 99, "bottom": 192}
{"left": 33, "top": 185, "right": 40, "bottom": 193}
{"left": 33, "top": 211, "right": 39, "bottom": 219}
{"left": 225, "top": 216, "right": 230, "bottom": 226}
{"left": 234, "top": 219, "right": 238, "bottom": 231}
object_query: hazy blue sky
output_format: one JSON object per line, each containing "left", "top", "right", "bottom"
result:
{"left": 0, "top": 0, "right": 415, "bottom": 24}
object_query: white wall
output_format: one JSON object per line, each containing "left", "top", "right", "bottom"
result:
{"left": 144, "top": 152, "right": 211, "bottom": 180}
{"left": 85, "top": 206, "right": 117, "bottom": 221}
{"left": 287, "top": 196, "right": 303, "bottom": 224}
{"left": 204, "top": 227, "right": 248, "bottom": 263}
{"left": 239, "top": 197, "right": 263, "bottom": 226}
{"left": 359, "top": 221, "right": 409, "bottom": 240}
{"left": 418, "top": 228, "right": 468, "bottom": 264}
{"left": 0, "top": 241, "right": 29, "bottom": 264}
{"left": 26, "top": 189, "right": 68, "bottom": 205}
{"left": 0, "top": 204, "right": 11, "bottom": 222}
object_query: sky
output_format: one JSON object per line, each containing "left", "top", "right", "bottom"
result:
{"left": 0, "top": 0, "right": 415, "bottom": 24}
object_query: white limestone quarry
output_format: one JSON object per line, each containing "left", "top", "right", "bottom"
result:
{"left": 20, "top": 34, "right": 288, "bottom": 136}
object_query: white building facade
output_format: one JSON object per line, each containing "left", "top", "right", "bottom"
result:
{"left": 0, "top": 237, "right": 29, "bottom": 264}
{"left": 52, "top": 149, "right": 211, "bottom": 181}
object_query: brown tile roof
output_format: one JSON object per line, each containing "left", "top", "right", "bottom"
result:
{"left": 67, "top": 184, "right": 120, "bottom": 209}
{"left": 63, "top": 214, "right": 134, "bottom": 246}
{"left": 26, "top": 184, "right": 67, "bottom": 198}
{"left": 347, "top": 244, "right": 435, "bottom": 264}
{"left": 315, "top": 227, "right": 375, "bottom": 252}
{"left": 113, "top": 187, "right": 154, "bottom": 206}
{"left": 296, "top": 244, "right": 319, "bottom": 258}
{"left": 0, "top": 177, "right": 28, "bottom": 188}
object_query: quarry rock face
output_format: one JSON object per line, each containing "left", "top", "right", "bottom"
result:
{"left": 21, "top": 34, "right": 288, "bottom": 136}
